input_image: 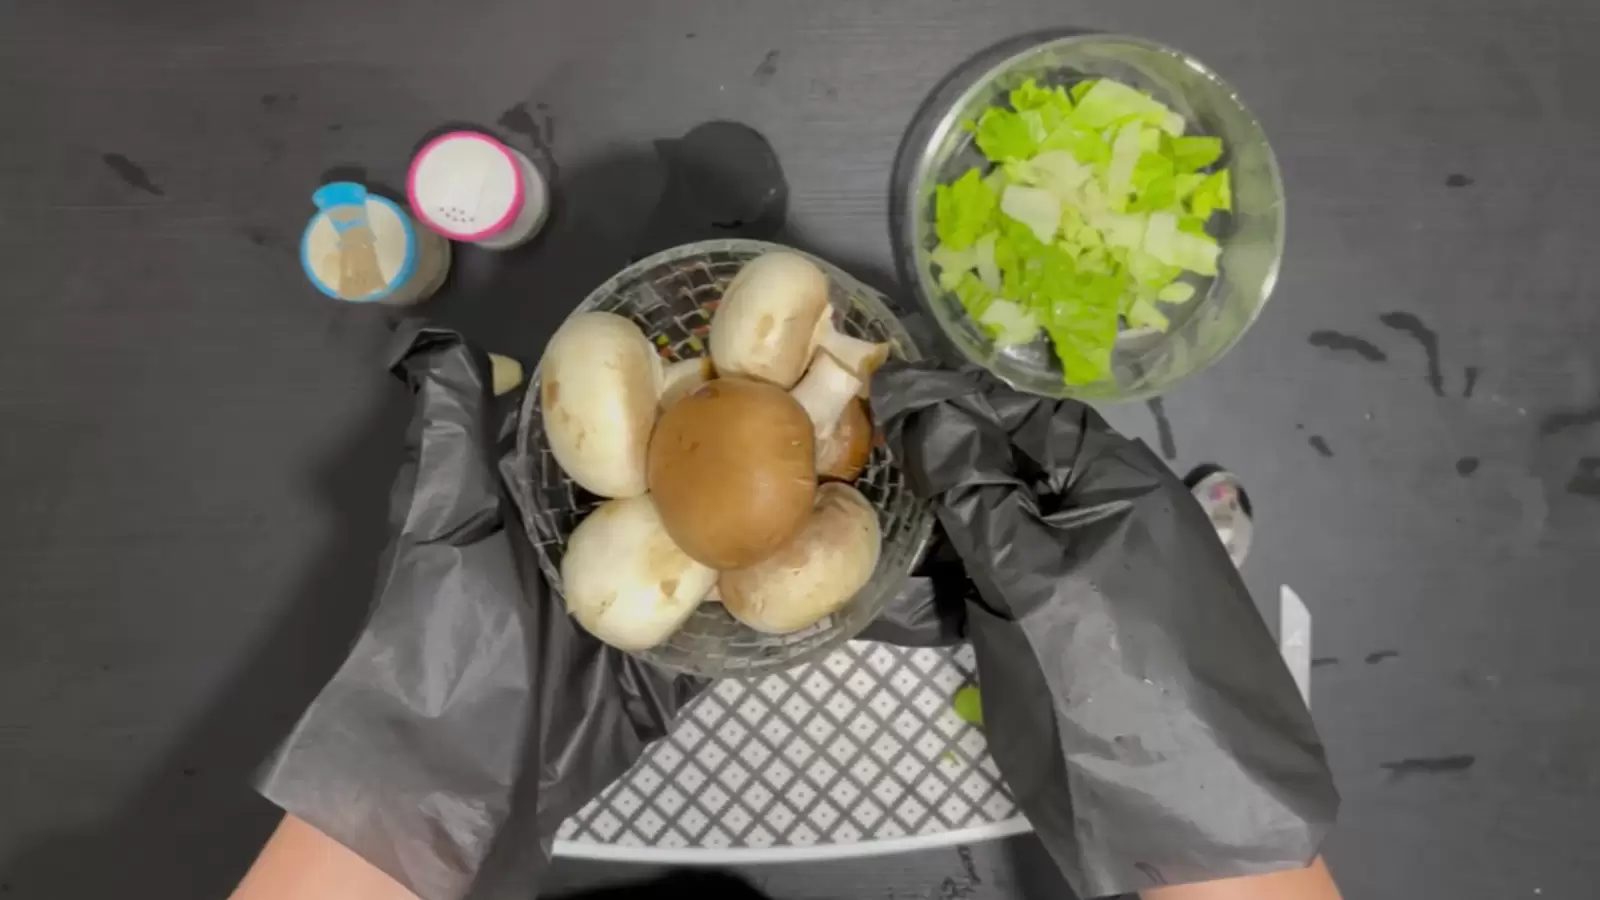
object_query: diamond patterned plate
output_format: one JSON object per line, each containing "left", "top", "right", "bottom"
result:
{"left": 557, "top": 641, "right": 1025, "bottom": 858}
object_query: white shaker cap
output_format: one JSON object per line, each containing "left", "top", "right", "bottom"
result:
{"left": 407, "top": 130, "right": 545, "bottom": 246}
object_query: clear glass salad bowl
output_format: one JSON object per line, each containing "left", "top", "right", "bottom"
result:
{"left": 891, "top": 33, "right": 1285, "bottom": 401}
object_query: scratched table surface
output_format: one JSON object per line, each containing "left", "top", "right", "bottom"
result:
{"left": 2, "top": 0, "right": 1598, "bottom": 898}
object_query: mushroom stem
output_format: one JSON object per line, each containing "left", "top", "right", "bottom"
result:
{"left": 790, "top": 351, "right": 862, "bottom": 440}
{"left": 812, "top": 316, "right": 890, "bottom": 397}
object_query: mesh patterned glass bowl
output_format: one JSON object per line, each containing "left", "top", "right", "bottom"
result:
{"left": 512, "top": 239, "right": 935, "bottom": 678}
{"left": 891, "top": 33, "right": 1285, "bottom": 401}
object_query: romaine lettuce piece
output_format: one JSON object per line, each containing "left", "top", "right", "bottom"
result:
{"left": 1103, "top": 122, "right": 1144, "bottom": 212}
{"left": 931, "top": 243, "right": 977, "bottom": 289}
{"left": 1168, "top": 135, "right": 1223, "bottom": 172}
{"left": 1000, "top": 184, "right": 1062, "bottom": 243}
{"left": 1069, "top": 79, "right": 1177, "bottom": 131}
{"left": 1126, "top": 296, "right": 1171, "bottom": 332}
{"left": 979, "top": 298, "right": 1041, "bottom": 346}
{"left": 973, "top": 231, "right": 1001, "bottom": 291}
{"left": 1157, "top": 281, "right": 1196, "bottom": 304}
{"left": 953, "top": 271, "right": 995, "bottom": 318}
{"left": 1190, "top": 169, "right": 1232, "bottom": 219}
{"left": 971, "top": 107, "right": 1039, "bottom": 162}
{"left": 935, "top": 168, "right": 997, "bottom": 250}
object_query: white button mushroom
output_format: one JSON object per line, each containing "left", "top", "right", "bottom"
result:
{"left": 710, "top": 252, "right": 832, "bottom": 388}
{"left": 537, "top": 312, "right": 663, "bottom": 498}
{"left": 718, "top": 483, "right": 882, "bottom": 634}
{"left": 709, "top": 251, "right": 891, "bottom": 392}
{"left": 560, "top": 494, "right": 717, "bottom": 650}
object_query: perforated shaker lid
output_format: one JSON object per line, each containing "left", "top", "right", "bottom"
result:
{"left": 406, "top": 131, "right": 525, "bottom": 241}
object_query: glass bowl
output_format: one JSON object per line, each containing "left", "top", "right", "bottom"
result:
{"left": 512, "top": 239, "right": 935, "bottom": 678}
{"left": 891, "top": 33, "right": 1285, "bottom": 401}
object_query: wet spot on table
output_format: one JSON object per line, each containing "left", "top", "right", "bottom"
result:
{"left": 181, "top": 766, "right": 199, "bottom": 777}
{"left": 499, "top": 101, "right": 544, "bottom": 144}
{"left": 1308, "top": 330, "right": 1387, "bottom": 362}
{"left": 1445, "top": 173, "right": 1475, "bottom": 188}
{"left": 102, "top": 153, "right": 164, "bottom": 196}
{"left": 1462, "top": 365, "right": 1481, "bottom": 398}
{"left": 685, "top": 32, "right": 697, "bottom": 39}
{"left": 1311, "top": 656, "right": 1341, "bottom": 668}
{"left": 1378, "top": 312, "right": 1445, "bottom": 397}
{"left": 1308, "top": 435, "right": 1333, "bottom": 458}
{"left": 1381, "top": 754, "right": 1475, "bottom": 778}
{"left": 754, "top": 49, "right": 781, "bottom": 84}
{"left": 498, "top": 101, "right": 558, "bottom": 177}
{"left": 811, "top": 78, "right": 839, "bottom": 100}
{"left": 1366, "top": 650, "right": 1399, "bottom": 664}
{"left": 956, "top": 845, "right": 981, "bottom": 885}
{"left": 326, "top": 123, "right": 343, "bottom": 133}
{"left": 1540, "top": 402, "right": 1600, "bottom": 436}
{"left": 1145, "top": 397, "right": 1177, "bottom": 460}
{"left": 243, "top": 227, "right": 272, "bottom": 247}
{"left": 1455, "top": 456, "right": 1480, "bottom": 477}
{"left": 1568, "top": 458, "right": 1600, "bottom": 499}
{"left": 260, "top": 93, "right": 278, "bottom": 109}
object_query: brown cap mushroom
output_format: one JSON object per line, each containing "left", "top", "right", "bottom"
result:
{"left": 817, "top": 398, "right": 872, "bottom": 482}
{"left": 647, "top": 378, "right": 817, "bottom": 569}
{"left": 790, "top": 351, "right": 873, "bottom": 482}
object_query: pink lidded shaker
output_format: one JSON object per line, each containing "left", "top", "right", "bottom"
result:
{"left": 406, "top": 130, "right": 549, "bottom": 250}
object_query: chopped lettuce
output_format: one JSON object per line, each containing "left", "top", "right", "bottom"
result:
{"left": 930, "top": 243, "right": 977, "bottom": 289}
{"left": 999, "top": 184, "right": 1061, "bottom": 243}
{"left": 930, "top": 77, "right": 1231, "bottom": 385}
{"left": 973, "top": 231, "right": 1001, "bottom": 291}
{"left": 934, "top": 168, "right": 998, "bottom": 250}
{"left": 1157, "top": 280, "right": 1197, "bottom": 304}
{"left": 952, "top": 685, "right": 984, "bottom": 726}
{"left": 1189, "top": 169, "right": 1233, "bottom": 220}
{"left": 979, "top": 299, "right": 1041, "bottom": 346}
{"left": 971, "top": 107, "right": 1041, "bottom": 162}
{"left": 1169, "top": 135, "right": 1224, "bottom": 172}
{"left": 1126, "top": 296, "right": 1170, "bottom": 332}
{"left": 954, "top": 272, "right": 994, "bottom": 318}
{"left": 1068, "top": 79, "right": 1176, "bottom": 131}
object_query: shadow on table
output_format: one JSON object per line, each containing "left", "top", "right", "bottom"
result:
{"left": 550, "top": 870, "right": 772, "bottom": 900}
{"left": 543, "top": 835, "right": 1092, "bottom": 900}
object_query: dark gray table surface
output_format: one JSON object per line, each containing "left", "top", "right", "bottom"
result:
{"left": 3, "top": 0, "right": 1598, "bottom": 898}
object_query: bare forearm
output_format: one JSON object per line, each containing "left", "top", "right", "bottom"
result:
{"left": 1141, "top": 858, "right": 1341, "bottom": 900}
{"left": 231, "top": 815, "right": 419, "bottom": 900}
